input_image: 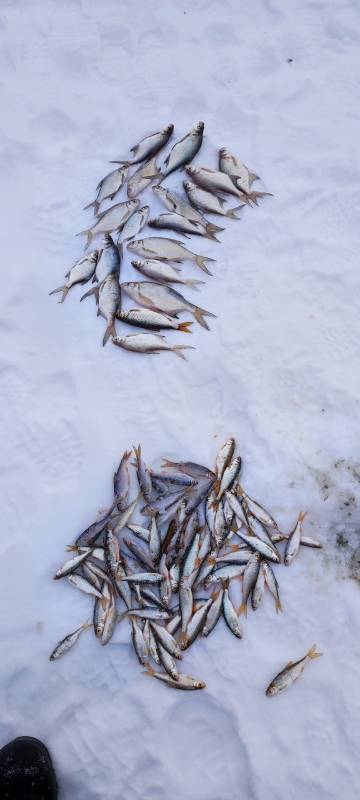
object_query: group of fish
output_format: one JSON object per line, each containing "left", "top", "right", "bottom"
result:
{"left": 50, "top": 121, "right": 271, "bottom": 357}
{"left": 51, "top": 438, "right": 323, "bottom": 695}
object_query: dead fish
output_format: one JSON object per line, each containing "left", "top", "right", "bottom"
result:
{"left": 150, "top": 622, "right": 182, "bottom": 659}
{"left": 181, "top": 597, "right": 213, "bottom": 649}
{"left": 219, "top": 147, "right": 271, "bottom": 204}
{"left": 119, "top": 206, "right": 149, "bottom": 242}
{"left": 202, "top": 590, "right": 224, "bottom": 637}
{"left": 284, "top": 512, "right": 307, "bottom": 565}
{"left": 112, "top": 494, "right": 140, "bottom": 536}
{"left": 103, "top": 524, "right": 120, "bottom": 581}
{"left": 251, "top": 562, "right": 265, "bottom": 610}
{"left": 127, "top": 607, "right": 171, "bottom": 620}
{"left": 143, "top": 621, "right": 161, "bottom": 664}
{"left": 131, "top": 618, "right": 150, "bottom": 666}
{"left": 185, "top": 165, "right": 250, "bottom": 201}
{"left": 271, "top": 532, "right": 322, "bottom": 549}
{"left": 111, "top": 124, "right": 174, "bottom": 166}
{"left": 131, "top": 259, "right": 203, "bottom": 289}
{"left": 153, "top": 184, "right": 223, "bottom": 237}
{"left": 149, "top": 212, "right": 220, "bottom": 241}
{"left": 144, "top": 665, "right": 205, "bottom": 690}
{"left": 49, "top": 251, "right": 98, "bottom": 303}
{"left": 157, "top": 643, "right": 179, "bottom": 680}
{"left": 243, "top": 509, "right": 281, "bottom": 561}
{"left": 132, "top": 443, "right": 152, "bottom": 503}
{"left": 84, "top": 166, "right": 128, "bottom": 215}
{"left": 127, "top": 237, "right": 215, "bottom": 274}
{"left": 205, "top": 563, "right": 246, "bottom": 584}
{"left": 161, "top": 122, "right": 204, "bottom": 178}
{"left": 101, "top": 584, "right": 118, "bottom": 645}
{"left": 117, "top": 307, "right": 193, "bottom": 333}
{"left": 121, "top": 571, "right": 162, "bottom": 584}
{"left": 236, "top": 486, "right": 279, "bottom": 531}
{"left": 127, "top": 523, "right": 150, "bottom": 542}
{"left": 76, "top": 200, "right": 140, "bottom": 248}
{"left": 224, "top": 491, "right": 247, "bottom": 526}
{"left": 49, "top": 621, "right": 91, "bottom": 661}
{"left": 238, "top": 530, "right": 281, "bottom": 564}
{"left": 113, "top": 450, "right": 131, "bottom": 511}
{"left": 215, "top": 438, "right": 236, "bottom": 480}
{"left": 179, "top": 580, "right": 193, "bottom": 643}
{"left": 166, "top": 613, "right": 181, "bottom": 636}
{"left": 127, "top": 157, "right": 161, "bottom": 199}
{"left": 214, "top": 502, "right": 227, "bottom": 549}
{"left": 223, "top": 586, "right": 242, "bottom": 638}
{"left": 181, "top": 532, "right": 201, "bottom": 585}
{"left": 67, "top": 573, "right": 104, "bottom": 602}
{"left": 262, "top": 561, "right": 282, "bottom": 613}
{"left": 184, "top": 180, "right": 244, "bottom": 218}
{"left": 216, "top": 457, "right": 242, "bottom": 501}
{"left": 53, "top": 549, "right": 91, "bottom": 579}
{"left": 162, "top": 460, "right": 215, "bottom": 480}
{"left": 149, "top": 518, "right": 161, "bottom": 564}
{"left": 266, "top": 644, "right": 323, "bottom": 697}
{"left": 81, "top": 273, "right": 121, "bottom": 345}
{"left": 113, "top": 334, "right": 193, "bottom": 362}
{"left": 93, "top": 581, "right": 110, "bottom": 637}
{"left": 214, "top": 549, "right": 252, "bottom": 565}
{"left": 121, "top": 282, "right": 216, "bottom": 329}
{"left": 95, "top": 233, "right": 120, "bottom": 283}
{"left": 239, "top": 552, "right": 261, "bottom": 616}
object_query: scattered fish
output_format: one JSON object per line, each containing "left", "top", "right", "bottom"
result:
{"left": 84, "top": 166, "right": 128, "bottom": 215}
{"left": 76, "top": 200, "right": 140, "bottom": 248}
{"left": 266, "top": 645, "right": 323, "bottom": 697}
{"left": 49, "top": 252, "right": 98, "bottom": 303}
{"left": 111, "top": 124, "right": 174, "bottom": 166}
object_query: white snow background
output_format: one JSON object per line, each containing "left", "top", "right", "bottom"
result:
{"left": 1, "top": 1, "right": 360, "bottom": 798}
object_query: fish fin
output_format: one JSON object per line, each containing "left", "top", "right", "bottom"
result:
{"left": 307, "top": 644, "right": 323, "bottom": 659}
{"left": 49, "top": 285, "right": 69, "bottom": 303}
{"left": 205, "top": 230, "right": 221, "bottom": 242}
{"left": 298, "top": 511, "right": 307, "bottom": 524}
{"left": 172, "top": 345, "right": 195, "bottom": 360}
{"left": 185, "top": 279, "right": 205, "bottom": 289}
{"left": 80, "top": 284, "right": 99, "bottom": 302}
{"left": 194, "top": 255, "right": 215, "bottom": 274}
{"left": 247, "top": 191, "right": 273, "bottom": 205}
{"left": 142, "top": 664, "right": 155, "bottom": 677}
{"left": 102, "top": 320, "right": 117, "bottom": 347}
{"left": 249, "top": 171, "right": 260, "bottom": 184}
{"left": 109, "top": 159, "right": 129, "bottom": 165}
{"left": 226, "top": 205, "right": 243, "bottom": 219}
{"left": 100, "top": 597, "right": 108, "bottom": 610}
{"left": 275, "top": 598, "right": 283, "bottom": 614}
{"left": 83, "top": 200, "right": 100, "bottom": 215}
{"left": 75, "top": 228, "right": 92, "bottom": 248}
{"left": 206, "top": 222, "right": 225, "bottom": 234}
{"left": 177, "top": 321, "right": 193, "bottom": 333}
{"left": 193, "top": 305, "right": 217, "bottom": 330}
{"left": 238, "top": 602, "right": 247, "bottom": 617}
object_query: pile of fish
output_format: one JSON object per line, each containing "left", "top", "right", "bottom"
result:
{"left": 50, "top": 122, "right": 271, "bottom": 357}
{"left": 51, "top": 438, "right": 322, "bottom": 692}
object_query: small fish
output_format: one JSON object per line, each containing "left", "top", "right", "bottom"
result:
{"left": 222, "top": 586, "right": 242, "bottom": 638}
{"left": 161, "top": 122, "right": 204, "bottom": 178}
{"left": 127, "top": 607, "right": 171, "bottom": 620}
{"left": 112, "top": 494, "right": 140, "bottom": 536}
{"left": 284, "top": 512, "right": 307, "bottom": 565}
{"left": 224, "top": 491, "right": 247, "bottom": 526}
{"left": 127, "top": 523, "right": 150, "bottom": 542}
{"left": 95, "top": 233, "right": 120, "bottom": 283}
{"left": 214, "top": 502, "right": 227, "bottom": 549}
{"left": 262, "top": 561, "right": 282, "bottom": 613}
{"left": 113, "top": 332, "right": 194, "bottom": 360}
{"left": 101, "top": 584, "right": 117, "bottom": 645}
{"left": 131, "top": 259, "right": 203, "bottom": 289}
{"left": 67, "top": 573, "right": 104, "bottom": 602}
{"left": 149, "top": 212, "right": 219, "bottom": 241}
{"left": 127, "top": 157, "right": 161, "bottom": 199}
{"left": 181, "top": 597, "right": 213, "bottom": 649}
{"left": 157, "top": 643, "right": 179, "bottom": 680}
{"left": 162, "top": 460, "right": 215, "bottom": 480}
{"left": 119, "top": 206, "right": 149, "bottom": 242}
{"left": 111, "top": 124, "right": 174, "bottom": 166}
{"left": 216, "top": 457, "right": 242, "bottom": 501}
{"left": 214, "top": 549, "right": 252, "bottom": 565}
{"left": 179, "top": 580, "right": 193, "bottom": 643}
{"left": 166, "top": 613, "right": 181, "bottom": 636}
{"left": 149, "top": 518, "right": 161, "bottom": 564}
{"left": 49, "top": 251, "right": 98, "bottom": 303}
{"left": 153, "top": 184, "right": 223, "bottom": 237}
{"left": 81, "top": 273, "right": 121, "bottom": 345}
{"left": 143, "top": 621, "right": 161, "bottom": 665}
{"left": 215, "top": 438, "right": 236, "bottom": 480}
{"left": 181, "top": 532, "right": 201, "bottom": 585}
{"left": 103, "top": 524, "right": 120, "bottom": 581}
{"left": 93, "top": 582, "right": 110, "bottom": 637}
{"left": 219, "top": 148, "right": 271, "bottom": 204}
{"left": 169, "top": 561, "right": 180, "bottom": 592}
{"left": 133, "top": 443, "right": 152, "bottom": 502}
{"left": 84, "top": 166, "right": 128, "bottom": 215}
{"left": 131, "top": 618, "right": 150, "bottom": 666}
{"left": 150, "top": 622, "right": 182, "bottom": 659}
{"left": 120, "top": 572, "right": 163, "bottom": 584}
{"left": 49, "top": 621, "right": 91, "bottom": 661}
{"left": 202, "top": 590, "right": 224, "bottom": 637}
{"left": 117, "top": 307, "right": 193, "bottom": 333}
{"left": 251, "top": 562, "right": 265, "bottom": 610}
{"left": 121, "top": 281, "right": 216, "bottom": 329}
{"left": 185, "top": 165, "right": 250, "bottom": 201}
{"left": 266, "top": 645, "right": 323, "bottom": 697}
{"left": 239, "top": 552, "right": 261, "bottom": 616}
{"left": 243, "top": 509, "right": 281, "bottom": 561}
{"left": 127, "top": 237, "right": 215, "bottom": 274}
{"left": 144, "top": 665, "right": 205, "bottom": 690}
{"left": 113, "top": 450, "right": 131, "bottom": 511}
{"left": 76, "top": 200, "right": 139, "bottom": 248}
{"left": 205, "top": 563, "right": 246, "bottom": 584}
{"left": 184, "top": 181, "right": 243, "bottom": 218}
{"left": 53, "top": 549, "right": 91, "bottom": 579}
{"left": 238, "top": 531, "right": 281, "bottom": 563}
{"left": 236, "top": 486, "right": 279, "bottom": 531}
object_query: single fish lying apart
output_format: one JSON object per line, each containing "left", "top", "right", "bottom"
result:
{"left": 51, "top": 438, "right": 322, "bottom": 695}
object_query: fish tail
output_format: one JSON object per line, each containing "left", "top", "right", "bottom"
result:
{"left": 307, "top": 644, "right": 323, "bottom": 659}
{"left": 179, "top": 632, "right": 188, "bottom": 650}
{"left": 49, "top": 285, "right": 69, "bottom": 303}
{"left": 142, "top": 664, "right": 155, "bottom": 677}
{"left": 109, "top": 159, "right": 129, "bottom": 165}
{"left": 239, "top": 602, "right": 247, "bottom": 617}
{"left": 80, "top": 284, "right": 99, "bottom": 302}
{"left": 205, "top": 229, "right": 221, "bottom": 242}
{"left": 177, "top": 321, "right": 193, "bottom": 333}
{"left": 248, "top": 191, "right": 273, "bottom": 205}
{"left": 206, "top": 222, "right": 225, "bottom": 234}
{"left": 194, "top": 255, "right": 215, "bottom": 274}
{"left": 75, "top": 228, "right": 92, "bottom": 248}
{"left": 185, "top": 279, "right": 205, "bottom": 289}
{"left": 102, "top": 320, "right": 117, "bottom": 347}
{"left": 172, "top": 345, "right": 195, "bottom": 360}
{"left": 275, "top": 598, "right": 283, "bottom": 614}
{"left": 299, "top": 511, "right": 307, "bottom": 524}
{"left": 83, "top": 200, "right": 99, "bottom": 215}
{"left": 226, "top": 205, "right": 243, "bottom": 219}
{"left": 193, "top": 305, "right": 217, "bottom": 330}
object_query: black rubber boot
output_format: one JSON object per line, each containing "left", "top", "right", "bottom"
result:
{"left": 0, "top": 737, "right": 58, "bottom": 800}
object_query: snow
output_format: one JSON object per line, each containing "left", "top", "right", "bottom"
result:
{"left": 1, "top": 0, "right": 360, "bottom": 798}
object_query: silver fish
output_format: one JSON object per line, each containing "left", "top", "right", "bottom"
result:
{"left": 159, "top": 553, "right": 172, "bottom": 606}
{"left": 113, "top": 332, "right": 194, "bottom": 360}
{"left": 185, "top": 165, "right": 250, "bottom": 201}
{"left": 127, "top": 237, "right": 215, "bottom": 274}
{"left": 166, "top": 613, "right": 181, "bottom": 635}
{"left": 144, "top": 665, "right": 205, "bottom": 690}
{"left": 112, "top": 494, "right": 140, "bottom": 536}
{"left": 149, "top": 518, "right": 161, "bottom": 564}
{"left": 101, "top": 584, "right": 117, "bottom": 645}
{"left": 120, "top": 572, "right": 163, "bottom": 584}
{"left": 271, "top": 532, "right": 322, "bottom": 549}
{"left": 219, "top": 147, "right": 271, "bottom": 203}
{"left": 266, "top": 645, "right": 323, "bottom": 697}
{"left": 179, "top": 580, "right": 193, "bottom": 641}
{"left": 76, "top": 200, "right": 140, "bottom": 248}
{"left": 162, "top": 460, "right": 215, "bottom": 480}
{"left": 150, "top": 622, "right": 182, "bottom": 659}
{"left": 238, "top": 531, "right": 281, "bottom": 563}
{"left": 131, "top": 619, "right": 150, "bottom": 666}
{"left": 169, "top": 562, "right": 180, "bottom": 592}
{"left": 181, "top": 598, "right": 213, "bottom": 649}
{"left": 121, "top": 281, "right": 216, "bottom": 329}
{"left": 113, "top": 450, "right": 131, "bottom": 511}
{"left": 143, "top": 621, "right": 161, "bottom": 665}
{"left": 95, "top": 233, "right": 120, "bottom": 282}
{"left": 82, "top": 273, "right": 121, "bottom": 346}
{"left": 93, "top": 581, "right": 109, "bottom": 637}
{"left": 53, "top": 549, "right": 91, "bottom": 579}
{"left": 67, "top": 573, "right": 104, "bottom": 601}
{"left": 84, "top": 166, "right": 128, "bottom": 215}
{"left": 119, "top": 206, "right": 149, "bottom": 242}
{"left": 149, "top": 212, "right": 219, "bottom": 241}
{"left": 215, "top": 438, "right": 236, "bottom": 480}
{"left": 243, "top": 510, "right": 281, "bottom": 561}
{"left": 285, "top": 512, "right": 307, "bottom": 565}
{"left": 216, "top": 457, "right": 241, "bottom": 500}
{"left": 49, "top": 622, "right": 90, "bottom": 661}
{"left": 251, "top": 562, "right": 265, "bottom": 610}
{"left": 262, "top": 561, "right": 282, "bottom": 614}
{"left": 133, "top": 443, "right": 152, "bottom": 502}
{"left": 181, "top": 532, "right": 201, "bottom": 585}
{"left": 153, "top": 184, "right": 223, "bottom": 237}
{"left": 205, "top": 563, "right": 246, "bottom": 584}
{"left": 117, "top": 307, "right": 193, "bottom": 333}
{"left": 103, "top": 524, "right": 120, "bottom": 581}
{"left": 184, "top": 180, "right": 243, "bottom": 218}
{"left": 131, "top": 259, "right": 204, "bottom": 289}
{"left": 214, "top": 549, "right": 252, "bottom": 565}
{"left": 111, "top": 124, "right": 174, "bottom": 166}
{"left": 224, "top": 491, "right": 247, "bottom": 526}
{"left": 127, "top": 607, "right": 171, "bottom": 620}
{"left": 236, "top": 486, "right": 280, "bottom": 531}
{"left": 157, "top": 643, "right": 179, "bottom": 680}
{"left": 127, "top": 523, "right": 150, "bottom": 543}
{"left": 214, "top": 502, "right": 227, "bottom": 549}
{"left": 223, "top": 587, "right": 242, "bottom": 638}
{"left": 49, "top": 251, "right": 98, "bottom": 303}
{"left": 239, "top": 552, "right": 261, "bottom": 616}
{"left": 127, "top": 157, "right": 161, "bottom": 199}
{"left": 161, "top": 121, "right": 204, "bottom": 178}
{"left": 202, "top": 590, "right": 224, "bottom": 637}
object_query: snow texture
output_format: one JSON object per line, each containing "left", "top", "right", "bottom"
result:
{"left": 1, "top": 1, "right": 360, "bottom": 798}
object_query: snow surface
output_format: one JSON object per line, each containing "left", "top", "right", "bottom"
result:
{"left": 1, "top": 1, "right": 360, "bottom": 798}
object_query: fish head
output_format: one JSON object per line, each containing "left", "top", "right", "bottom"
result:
{"left": 124, "top": 281, "right": 137, "bottom": 289}
{"left": 131, "top": 260, "right": 143, "bottom": 269}
{"left": 185, "top": 165, "right": 196, "bottom": 176}
{"left": 266, "top": 684, "right": 276, "bottom": 697}
{"left": 193, "top": 679, "right": 206, "bottom": 690}
{"left": 127, "top": 240, "right": 142, "bottom": 252}
{"left": 183, "top": 180, "right": 193, "bottom": 192}
{"left": 140, "top": 205, "right": 149, "bottom": 217}
{"left": 195, "top": 121, "right": 204, "bottom": 134}
{"left": 164, "top": 123, "right": 174, "bottom": 135}
{"left": 152, "top": 185, "right": 165, "bottom": 197}
{"left": 219, "top": 147, "right": 231, "bottom": 159}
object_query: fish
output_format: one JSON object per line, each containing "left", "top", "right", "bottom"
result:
{"left": 205, "top": 563, "right": 246, "bottom": 584}
{"left": 162, "top": 460, "right": 215, "bottom": 480}
{"left": 251, "top": 562, "right": 265, "bottom": 610}
{"left": 149, "top": 622, "right": 182, "bottom": 659}
{"left": 179, "top": 579, "right": 193, "bottom": 643}
{"left": 284, "top": 512, "right": 307, "bottom": 565}
{"left": 214, "top": 549, "right": 252, "bottom": 565}
{"left": 49, "top": 251, "right": 98, "bottom": 303}
{"left": 181, "top": 532, "right": 201, "bottom": 585}
{"left": 126, "top": 523, "right": 150, "bottom": 543}
{"left": 266, "top": 645, "right": 323, "bottom": 697}
{"left": 49, "top": 621, "right": 91, "bottom": 661}
{"left": 53, "top": 549, "right": 91, "bottom": 579}
{"left": 216, "top": 457, "right": 242, "bottom": 501}
{"left": 224, "top": 491, "right": 247, "bottom": 526}
{"left": 144, "top": 665, "right": 205, "bottom": 690}
{"left": 143, "top": 621, "right": 161, "bottom": 665}
{"left": 103, "top": 524, "right": 120, "bottom": 581}
{"left": 239, "top": 552, "right": 261, "bottom": 616}
{"left": 127, "top": 157, "right": 161, "bottom": 199}
{"left": 166, "top": 613, "right": 181, "bottom": 636}
{"left": 180, "top": 598, "right": 213, "bottom": 649}
{"left": 113, "top": 331, "right": 194, "bottom": 360}
{"left": 81, "top": 273, "right": 121, "bottom": 345}
{"left": 157, "top": 643, "right": 179, "bottom": 680}
{"left": 262, "top": 561, "right": 282, "bottom": 613}
{"left": 214, "top": 502, "right": 227, "bottom": 549}
{"left": 222, "top": 586, "right": 242, "bottom": 638}
{"left": 127, "top": 237, "right": 215, "bottom": 274}
{"left": 119, "top": 206, "right": 149, "bottom": 242}
{"left": 243, "top": 510, "right": 281, "bottom": 561}
{"left": 169, "top": 561, "right": 180, "bottom": 592}
{"left": 238, "top": 530, "right": 281, "bottom": 563}
{"left": 127, "top": 607, "right": 171, "bottom": 620}
{"left": 185, "top": 165, "right": 251, "bottom": 201}
{"left": 101, "top": 584, "right": 118, "bottom": 645}
{"left": 133, "top": 443, "right": 152, "bottom": 502}
{"left": 131, "top": 619, "right": 150, "bottom": 666}
{"left": 149, "top": 212, "right": 220, "bottom": 241}
{"left": 184, "top": 181, "right": 244, "bottom": 218}
{"left": 272, "top": 533, "right": 322, "bottom": 549}
{"left": 236, "top": 486, "right": 279, "bottom": 531}
{"left": 161, "top": 122, "right": 204, "bottom": 178}
{"left": 84, "top": 166, "right": 128, "bottom": 215}
{"left": 215, "top": 438, "right": 236, "bottom": 480}
{"left": 153, "top": 184, "right": 223, "bottom": 237}
{"left": 159, "top": 554, "right": 172, "bottom": 606}
{"left": 94, "top": 233, "right": 120, "bottom": 283}
{"left": 120, "top": 572, "right": 163, "bottom": 584}
{"left": 111, "top": 494, "right": 140, "bottom": 537}
{"left": 117, "top": 307, "right": 193, "bottom": 333}
{"left": 113, "top": 450, "right": 131, "bottom": 511}
{"left": 111, "top": 124, "right": 174, "bottom": 166}
{"left": 83, "top": 560, "right": 109, "bottom": 592}
{"left": 202, "top": 590, "right": 224, "bottom": 637}
{"left": 121, "top": 281, "right": 216, "bottom": 329}
{"left": 149, "top": 518, "right": 161, "bottom": 564}
{"left": 76, "top": 200, "right": 140, "bottom": 248}
{"left": 219, "top": 147, "right": 271, "bottom": 203}
{"left": 131, "top": 259, "right": 204, "bottom": 289}
{"left": 93, "top": 582, "right": 110, "bottom": 637}
{"left": 67, "top": 573, "right": 104, "bottom": 602}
